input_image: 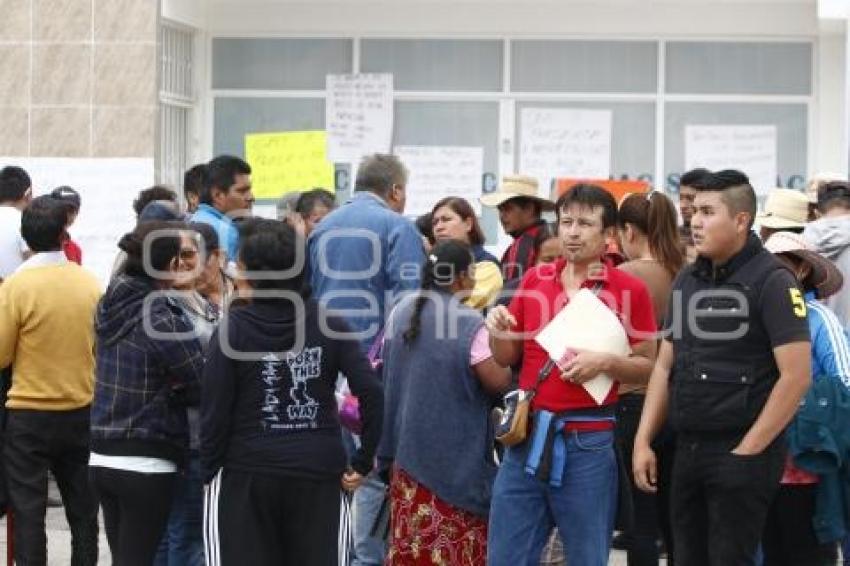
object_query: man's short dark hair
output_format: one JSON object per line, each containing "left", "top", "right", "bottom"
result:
{"left": 201, "top": 155, "right": 251, "bottom": 205}
{"left": 50, "top": 186, "right": 81, "bottom": 213}
{"left": 238, "top": 218, "right": 304, "bottom": 293}
{"left": 184, "top": 164, "right": 208, "bottom": 198}
{"left": 21, "top": 196, "right": 67, "bottom": 252}
{"left": 680, "top": 168, "right": 712, "bottom": 189}
{"left": 691, "top": 169, "right": 757, "bottom": 228}
{"left": 554, "top": 183, "right": 618, "bottom": 229}
{"left": 818, "top": 181, "right": 850, "bottom": 213}
{"left": 0, "top": 166, "right": 32, "bottom": 203}
{"left": 295, "top": 188, "right": 336, "bottom": 218}
{"left": 133, "top": 185, "right": 177, "bottom": 217}
{"left": 355, "top": 154, "right": 407, "bottom": 198}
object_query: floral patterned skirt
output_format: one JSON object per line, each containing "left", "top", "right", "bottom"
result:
{"left": 386, "top": 467, "right": 488, "bottom": 566}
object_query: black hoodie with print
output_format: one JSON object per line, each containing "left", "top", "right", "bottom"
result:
{"left": 200, "top": 298, "right": 383, "bottom": 483}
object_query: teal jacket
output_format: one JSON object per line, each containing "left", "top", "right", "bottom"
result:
{"left": 788, "top": 377, "right": 850, "bottom": 542}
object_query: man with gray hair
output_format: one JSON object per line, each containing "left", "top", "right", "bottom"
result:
{"left": 308, "top": 154, "right": 424, "bottom": 565}
{"left": 309, "top": 153, "right": 423, "bottom": 351}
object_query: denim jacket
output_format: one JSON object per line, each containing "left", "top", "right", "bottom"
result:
{"left": 307, "top": 192, "right": 425, "bottom": 353}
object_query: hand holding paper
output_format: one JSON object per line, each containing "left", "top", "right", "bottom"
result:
{"left": 559, "top": 349, "right": 611, "bottom": 385}
{"left": 534, "top": 288, "right": 630, "bottom": 404}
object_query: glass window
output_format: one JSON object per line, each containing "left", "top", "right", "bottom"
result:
{"left": 212, "top": 38, "right": 352, "bottom": 90}
{"left": 511, "top": 40, "right": 657, "bottom": 93}
{"left": 360, "top": 39, "right": 503, "bottom": 92}
{"left": 515, "top": 101, "right": 657, "bottom": 189}
{"left": 666, "top": 42, "right": 812, "bottom": 95}
{"left": 393, "top": 100, "right": 500, "bottom": 242}
{"left": 664, "top": 102, "right": 807, "bottom": 193}
{"left": 213, "top": 97, "right": 325, "bottom": 157}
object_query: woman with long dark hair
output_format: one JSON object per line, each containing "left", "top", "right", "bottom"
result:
{"left": 90, "top": 221, "right": 206, "bottom": 566}
{"left": 380, "top": 240, "right": 511, "bottom": 565}
{"left": 154, "top": 223, "right": 224, "bottom": 566}
{"left": 431, "top": 197, "right": 503, "bottom": 309}
{"left": 615, "top": 190, "right": 684, "bottom": 566}
{"left": 201, "top": 219, "right": 383, "bottom": 565}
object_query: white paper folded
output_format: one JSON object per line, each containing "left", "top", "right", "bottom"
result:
{"left": 534, "top": 288, "right": 631, "bottom": 404}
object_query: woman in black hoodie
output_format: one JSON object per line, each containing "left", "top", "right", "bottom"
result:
{"left": 90, "top": 221, "right": 205, "bottom": 566}
{"left": 200, "top": 219, "right": 383, "bottom": 566}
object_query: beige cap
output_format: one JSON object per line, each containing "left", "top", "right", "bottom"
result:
{"left": 756, "top": 188, "right": 809, "bottom": 229}
{"left": 480, "top": 175, "right": 555, "bottom": 210}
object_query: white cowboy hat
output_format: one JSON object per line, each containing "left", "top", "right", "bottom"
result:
{"left": 756, "top": 188, "right": 809, "bottom": 229}
{"left": 480, "top": 175, "right": 555, "bottom": 210}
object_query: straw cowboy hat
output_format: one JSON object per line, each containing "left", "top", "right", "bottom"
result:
{"left": 480, "top": 175, "right": 555, "bottom": 211}
{"left": 756, "top": 188, "right": 809, "bottom": 229}
{"left": 764, "top": 231, "right": 844, "bottom": 300}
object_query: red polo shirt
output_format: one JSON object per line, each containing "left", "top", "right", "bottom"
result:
{"left": 507, "top": 258, "right": 656, "bottom": 428}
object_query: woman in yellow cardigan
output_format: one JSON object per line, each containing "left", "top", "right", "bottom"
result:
{"left": 431, "top": 197, "right": 503, "bottom": 310}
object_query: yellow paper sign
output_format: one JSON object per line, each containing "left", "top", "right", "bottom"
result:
{"left": 245, "top": 131, "right": 335, "bottom": 199}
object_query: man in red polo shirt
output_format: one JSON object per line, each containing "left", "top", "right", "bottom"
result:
{"left": 486, "top": 183, "right": 657, "bottom": 566}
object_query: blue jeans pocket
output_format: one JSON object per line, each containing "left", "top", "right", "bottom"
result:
{"left": 572, "top": 430, "right": 614, "bottom": 452}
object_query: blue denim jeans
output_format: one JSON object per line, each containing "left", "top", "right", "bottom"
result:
{"left": 351, "top": 471, "right": 388, "bottom": 565}
{"left": 153, "top": 454, "right": 204, "bottom": 566}
{"left": 488, "top": 430, "right": 617, "bottom": 566}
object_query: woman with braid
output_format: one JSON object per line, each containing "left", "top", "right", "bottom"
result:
{"left": 379, "top": 240, "right": 511, "bottom": 565}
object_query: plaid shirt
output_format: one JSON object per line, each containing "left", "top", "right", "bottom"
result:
{"left": 90, "top": 276, "right": 205, "bottom": 458}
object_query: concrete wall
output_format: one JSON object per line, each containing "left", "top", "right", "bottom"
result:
{"left": 0, "top": 0, "right": 158, "bottom": 158}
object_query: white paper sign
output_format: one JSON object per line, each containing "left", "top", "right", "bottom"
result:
{"left": 534, "top": 288, "right": 630, "bottom": 404}
{"left": 685, "top": 125, "right": 777, "bottom": 195}
{"left": 519, "top": 108, "right": 612, "bottom": 197}
{"left": 1, "top": 157, "right": 154, "bottom": 286}
{"left": 393, "top": 146, "right": 484, "bottom": 217}
{"left": 326, "top": 73, "right": 393, "bottom": 162}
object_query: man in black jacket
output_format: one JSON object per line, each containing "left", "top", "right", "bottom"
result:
{"left": 633, "top": 170, "right": 812, "bottom": 565}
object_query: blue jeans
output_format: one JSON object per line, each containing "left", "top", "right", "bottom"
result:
{"left": 488, "top": 430, "right": 618, "bottom": 566}
{"left": 153, "top": 454, "right": 204, "bottom": 566}
{"left": 351, "top": 471, "right": 388, "bottom": 565}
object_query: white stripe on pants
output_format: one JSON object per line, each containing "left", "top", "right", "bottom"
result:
{"left": 339, "top": 491, "right": 354, "bottom": 565}
{"left": 203, "top": 469, "right": 223, "bottom": 566}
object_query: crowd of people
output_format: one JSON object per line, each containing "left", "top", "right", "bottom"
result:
{"left": 0, "top": 153, "right": 849, "bottom": 566}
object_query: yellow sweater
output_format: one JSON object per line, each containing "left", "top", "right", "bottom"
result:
{"left": 0, "top": 262, "right": 101, "bottom": 410}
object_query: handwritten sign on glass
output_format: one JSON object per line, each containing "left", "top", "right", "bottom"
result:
{"left": 519, "top": 108, "right": 613, "bottom": 195}
{"left": 394, "top": 146, "right": 484, "bottom": 217}
{"left": 326, "top": 73, "right": 393, "bottom": 162}
{"left": 245, "top": 130, "right": 335, "bottom": 200}
{"left": 685, "top": 125, "right": 777, "bottom": 195}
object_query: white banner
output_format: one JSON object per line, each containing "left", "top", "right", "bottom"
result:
{"left": 2, "top": 157, "right": 154, "bottom": 286}
{"left": 519, "top": 108, "right": 612, "bottom": 196}
{"left": 685, "top": 125, "right": 778, "bottom": 195}
{"left": 394, "top": 146, "right": 484, "bottom": 217}
{"left": 326, "top": 73, "right": 394, "bottom": 162}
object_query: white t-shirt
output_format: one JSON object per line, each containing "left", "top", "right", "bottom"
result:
{"left": 0, "top": 206, "right": 27, "bottom": 278}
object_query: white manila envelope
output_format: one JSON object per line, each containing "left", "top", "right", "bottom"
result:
{"left": 534, "top": 288, "right": 631, "bottom": 404}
